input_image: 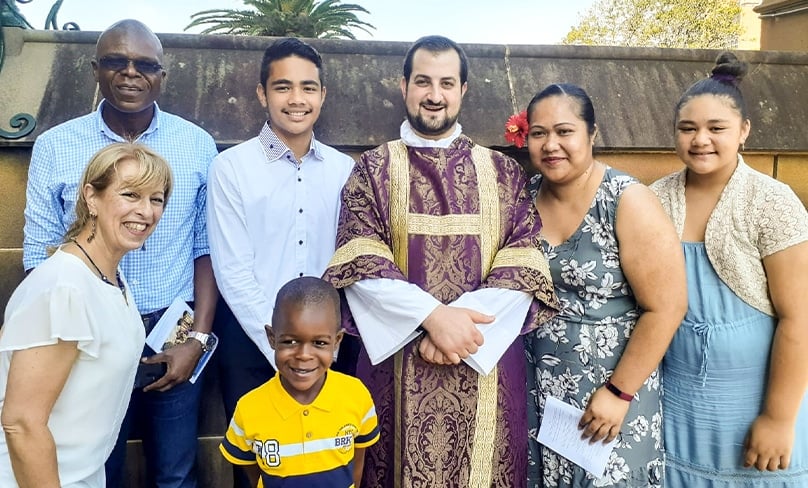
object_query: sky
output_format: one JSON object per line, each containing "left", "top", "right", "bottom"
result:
{"left": 16, "top": 0, "right": 597, "bottom": 45}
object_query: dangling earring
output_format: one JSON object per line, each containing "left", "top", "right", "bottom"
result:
{"left": 87, "top": 213, "right": 97, "bottom": 243}
{"left": 741, "top": 141, "right": 746, "bottom": 152}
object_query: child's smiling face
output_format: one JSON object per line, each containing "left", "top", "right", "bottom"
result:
{"left": 267, "top": 302, "right": 343, "bottom": 405}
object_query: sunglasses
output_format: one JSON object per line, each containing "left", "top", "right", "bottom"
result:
{"left": 97, "top": 56, "right": 163, "bottom": 75}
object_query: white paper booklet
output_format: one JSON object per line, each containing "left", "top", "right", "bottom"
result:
{"left": 537, "top": 396, "right": 618, "bottom": 477}
{"left": 145, "top": 297, "right": 218, "bottom": 384}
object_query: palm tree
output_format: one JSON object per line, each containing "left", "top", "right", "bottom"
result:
{"left": 185, "top": 0, "right": 375, "bottom": 39}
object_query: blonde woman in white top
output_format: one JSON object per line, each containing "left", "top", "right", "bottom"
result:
{"left": 0, "top": 143, "right": 172, "bottom": 487}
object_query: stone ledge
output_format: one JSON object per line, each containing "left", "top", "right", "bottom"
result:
{"left": 3, "top": 28, "right": 808, "bottom": 151}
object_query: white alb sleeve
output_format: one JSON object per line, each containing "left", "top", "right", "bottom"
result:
{"left": 450, "top": 288, "right": 532, "bottom": 376}
{"left": 344, "top": 278, "right": 441, "bottom": 364}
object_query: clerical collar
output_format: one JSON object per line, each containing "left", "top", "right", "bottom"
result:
{"left": 399, "top": 120, "right": 462, "bottom": 148}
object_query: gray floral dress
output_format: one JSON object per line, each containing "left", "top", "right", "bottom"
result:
{"left": 526, "top": 167, "right": 664, "bottom": 487}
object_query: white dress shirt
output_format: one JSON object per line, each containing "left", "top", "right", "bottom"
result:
{"left": 207, "top": 124, "right": 354, "bottom": 367}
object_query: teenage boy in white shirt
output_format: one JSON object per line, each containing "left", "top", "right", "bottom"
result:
{"left": 206, "top": 37, "right": 356, "bottom": 488}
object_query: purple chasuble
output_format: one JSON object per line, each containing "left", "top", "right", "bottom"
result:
{"left": 324, "top": 136, "right": 557, "bottom": 488}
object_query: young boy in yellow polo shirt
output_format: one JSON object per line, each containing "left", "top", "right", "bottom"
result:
{"left": 220, "top": 277, "right": 379, "bottom": 487}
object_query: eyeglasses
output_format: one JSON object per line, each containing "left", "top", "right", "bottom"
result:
{"left": 97, "top": 56, "right": 163, "bottom": 75}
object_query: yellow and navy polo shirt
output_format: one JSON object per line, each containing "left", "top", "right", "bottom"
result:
{"left": 220, "top": 370, "right": 379, "bottom": 488}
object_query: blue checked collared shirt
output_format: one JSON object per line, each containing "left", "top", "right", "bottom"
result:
{"left": 23, "top": 101, "right": 218, "bottom": 314}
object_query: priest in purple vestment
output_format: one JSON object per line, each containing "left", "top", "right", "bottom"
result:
{"left": 323, "top": 35, "right": 558, "bottom": 488}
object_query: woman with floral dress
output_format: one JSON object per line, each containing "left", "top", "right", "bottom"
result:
{"left": 522, "top": 83, "right": 687, "bottom": 487}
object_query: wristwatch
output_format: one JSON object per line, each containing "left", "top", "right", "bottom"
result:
{"left": 187, "top": 331, "right": 215, "bottom": 352}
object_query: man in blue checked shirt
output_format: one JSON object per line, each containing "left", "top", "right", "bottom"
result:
{"left": 23, "top": 19, "right": 218, "bottom": 488}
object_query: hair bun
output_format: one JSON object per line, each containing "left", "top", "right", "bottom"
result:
{"left": 711, "top": 51, "right": 748, "bottom": 85}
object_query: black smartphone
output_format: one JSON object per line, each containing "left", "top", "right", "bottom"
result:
{"left": 133, "top": 361, "right": 167, "bottom": 389}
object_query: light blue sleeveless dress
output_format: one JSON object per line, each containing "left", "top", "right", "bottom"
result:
{"left": 663, "top": 242, "right": 808, "bottom": 486}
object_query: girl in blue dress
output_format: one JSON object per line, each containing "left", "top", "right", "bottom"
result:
{"left": 652, "top": 52, "right": 808, "bottom": 487}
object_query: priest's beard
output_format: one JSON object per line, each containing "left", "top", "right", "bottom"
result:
{"left": 406, "top": 107, "right": 459, "bottom": 139}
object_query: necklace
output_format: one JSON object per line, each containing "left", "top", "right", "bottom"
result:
{"left": 71, "top": 238, "right": 127, "bottom": 300}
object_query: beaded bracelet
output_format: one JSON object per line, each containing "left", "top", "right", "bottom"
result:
{"left": 605, "top": 380, "right": 634, "bottom": 402}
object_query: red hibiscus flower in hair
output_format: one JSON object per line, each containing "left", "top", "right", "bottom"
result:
{"left": 504, "top": 110, "right": 528, "bottom": 148}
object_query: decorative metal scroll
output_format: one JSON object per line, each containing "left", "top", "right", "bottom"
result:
{"left": 0, "top": 0, "right": 33, "bottom": 29}
{"left": 0, "top": 0, "right": 78, "bottom": 140}
{"left": 45, "top": 0, "right": 78, "bottom": 31}
{"left": 0, "top": 113, "right": 35, "bottom": 139}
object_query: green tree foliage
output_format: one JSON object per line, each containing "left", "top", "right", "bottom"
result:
{"left": 564, "top": 0, "right": 742, "bottom": 48}
{"left": 185, "top": 0, "right": 375, "bottom": 39}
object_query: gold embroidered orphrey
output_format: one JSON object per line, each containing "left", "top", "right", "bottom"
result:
{"left": 387, "top": 140, "right": 499, "bottom": 488}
